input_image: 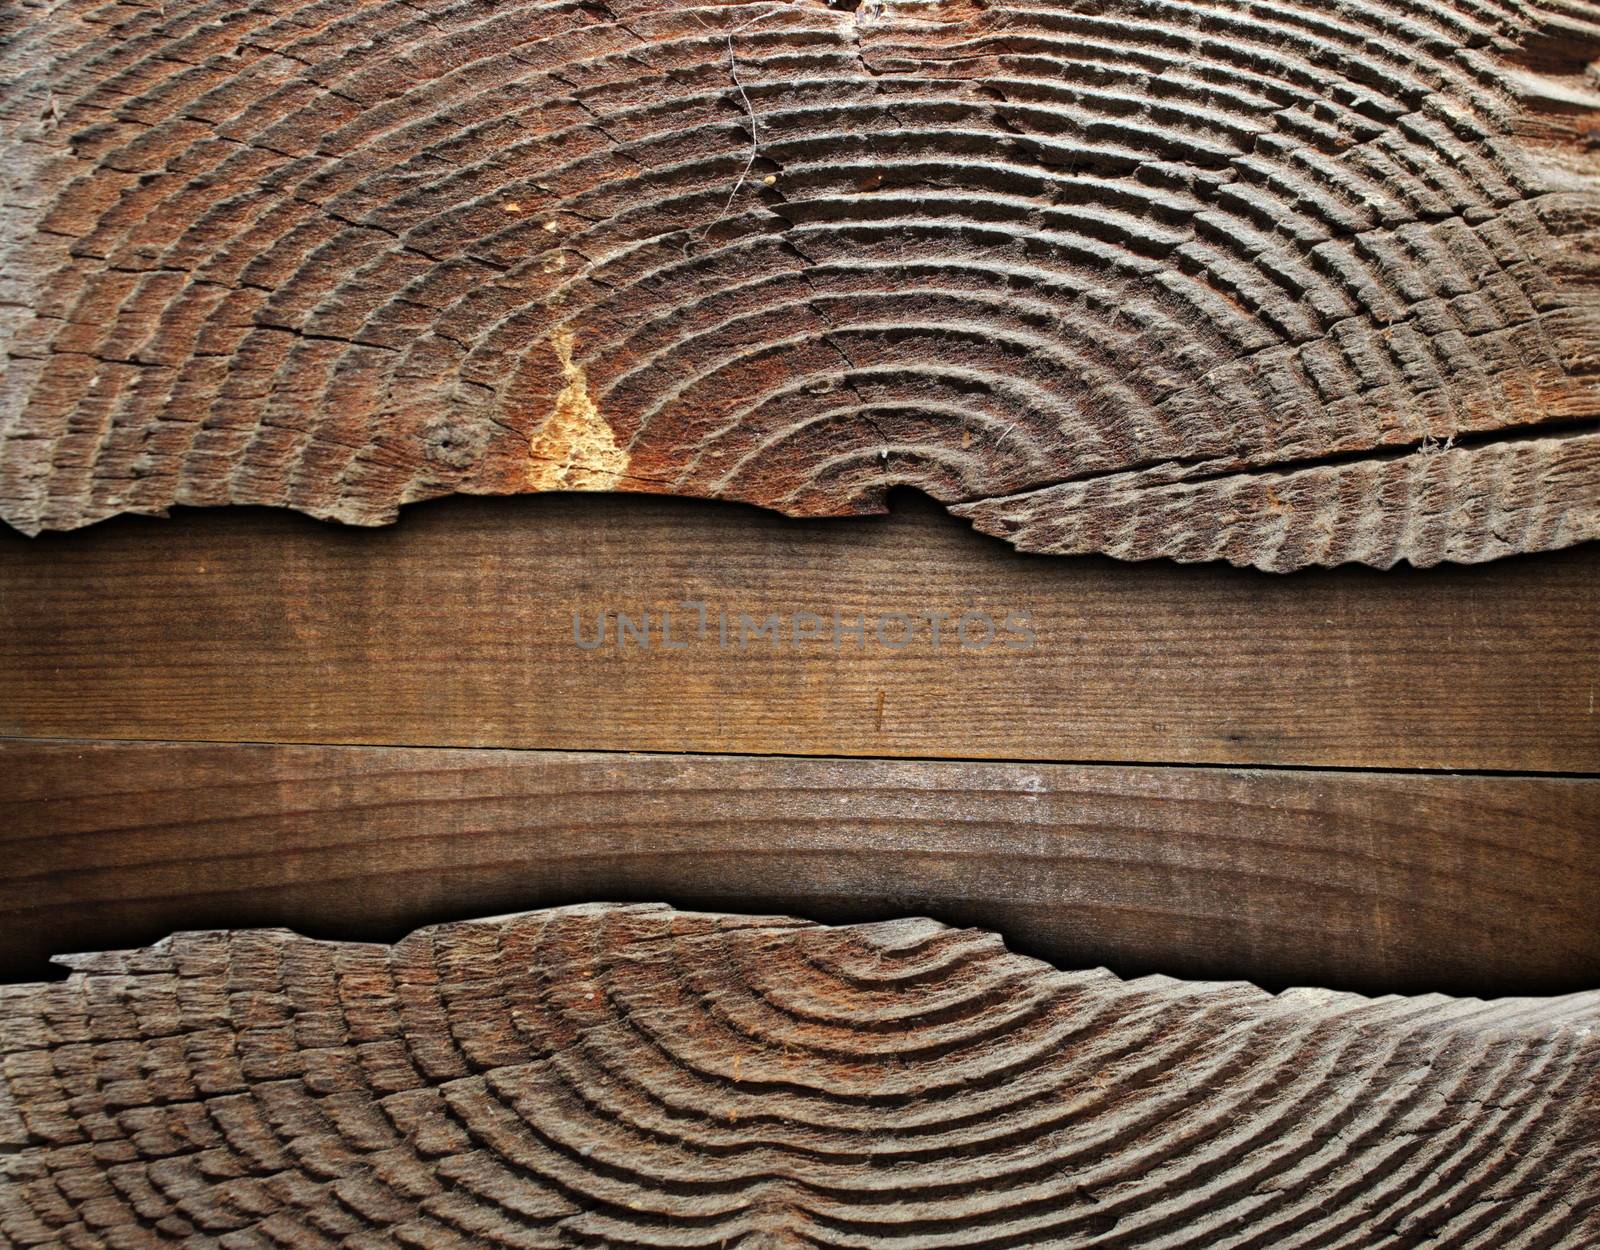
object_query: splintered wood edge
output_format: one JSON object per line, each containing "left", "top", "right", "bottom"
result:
{"left": 2, "top": 904, "right": 1597, "bottom": 1247}
{"left": 2, "top": 0, "right": 1600, "bottom": 568}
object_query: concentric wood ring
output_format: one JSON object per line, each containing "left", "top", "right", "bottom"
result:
{"left": 2, "top": 905, "right": 1597, "bottom": 1246}
{"left": 3, "top": 0, "right": 1599, "bottom": 566}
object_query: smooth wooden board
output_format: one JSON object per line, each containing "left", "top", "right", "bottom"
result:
{"left": 3, "top": 905, "right": 1597, "bottom": 1248}
{"left": 3, "top": 738, "right": 1596, "bottom": 996}
{"left": 3, "top": 0, "right": 1599, "bottom": 568}
{"left": 2, "top": 493, "right": 1598, "bottom": 770}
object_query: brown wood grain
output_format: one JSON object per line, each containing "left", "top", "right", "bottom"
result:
{"left": 2, "top": 492, "right": 1597, "bottom": 771}
{"left": 3, "top": 905, "right": 1597, "bottom": 1249}
{"left": 3, "top": 738, "right": 1595, "bottom": 996}
{"left": 3, "top": 0, "right": 1599, "bottom": 567}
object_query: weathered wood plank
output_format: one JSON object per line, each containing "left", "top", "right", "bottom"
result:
{"left": 2, "top": 905, "right": 1596, "bottom": 1248}
{"left": 2, "top": 493, "right": 1598, "bottom": 770}
{"left": 3, "top": 0, "right": 1598, "bottom": 567}
{"left": 3, "top": 739, "right": 1596, "bottom": 996}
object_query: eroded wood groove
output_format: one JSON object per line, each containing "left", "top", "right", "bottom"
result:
{"left": 3, "top": 0, "right": 1600, "bottom": 566}
{"left": 2, "top": 905, "right": 1597, "bottom": 1248}
{"left": 3, "top": 739, "right": 1598, "bottom": 995}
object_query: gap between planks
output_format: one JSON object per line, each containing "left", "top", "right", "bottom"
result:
{"left": 2, "top": 734, "right": 1598, "bottom": 781}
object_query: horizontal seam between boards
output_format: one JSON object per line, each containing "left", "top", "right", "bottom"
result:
{"left": 0, "top": 734, "right": 1596, "bottom": 782}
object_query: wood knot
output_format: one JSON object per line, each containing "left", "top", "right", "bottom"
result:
{"left": 421, "top": 418, "right": 487, "bottom": 469}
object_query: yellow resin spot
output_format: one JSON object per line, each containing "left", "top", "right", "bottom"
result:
{"left": 527, "top": 329, "right": 629, "bottom": 491}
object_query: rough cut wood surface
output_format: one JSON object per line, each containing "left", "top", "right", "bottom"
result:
{"left": 2, "top": 905, "right": 1597, "bottom": 1249}
{"left": 4, "top": 493, "right": 1599, "bottom": 770}
{"left": 5, "top": 739, "right": 1599, "bottom": 996}
{"left": 3, "top": 0, "right": 1600, "bottom": 567}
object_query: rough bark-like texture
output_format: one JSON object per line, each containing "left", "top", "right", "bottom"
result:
{"left": 2, "top": 906, "right": 1598, "bottom": 1248}
{"left": 2, "top": 0, "right": 1600, "bottom": 567}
